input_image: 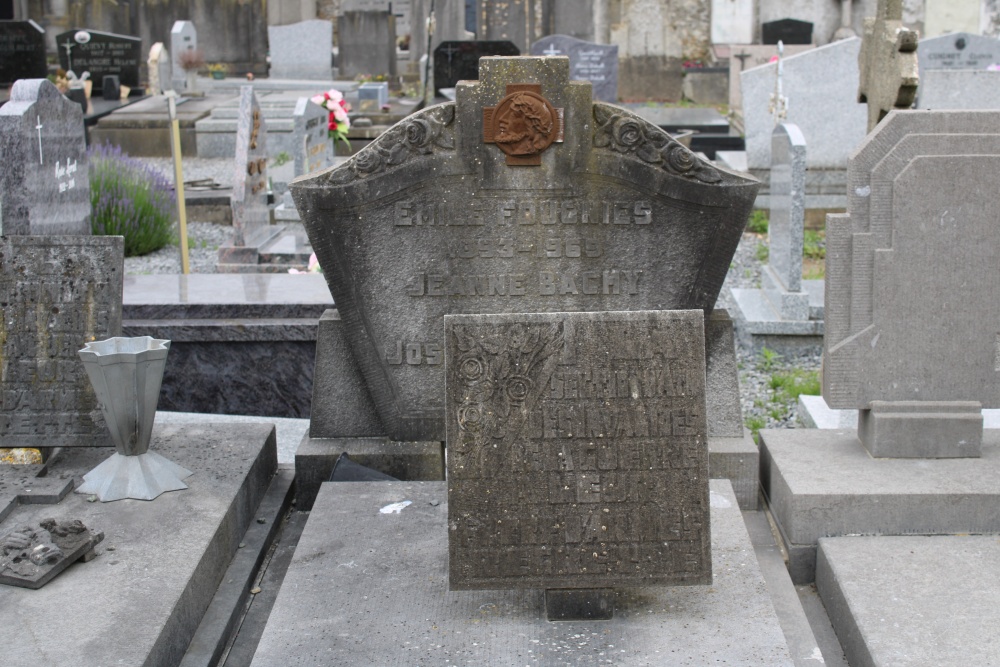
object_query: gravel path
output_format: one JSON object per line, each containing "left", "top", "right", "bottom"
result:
{"left": 126, "top": 158, "right": 822, "bottom": 434}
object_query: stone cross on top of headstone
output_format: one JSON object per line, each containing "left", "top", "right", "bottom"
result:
{"left": 0, "top": 78, "right": 90, "bottom": 235}
{"left": 230, "top": 86, "right": 271, "bottom": 247}
{"left": 291, "top": 57, "right": 759, "bottom": 442}
{"left": 858, "top": 0, "right": 918, "bottom": 132}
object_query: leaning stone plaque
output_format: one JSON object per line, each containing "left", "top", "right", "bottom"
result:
{"left": 0, "top": 236, "right": 124, "bottom": 448}
{"left": 0, "top": 78, "right": 90, "bottom": 236}
{"left": 446, "top": 310, "right": 711, "bottom": 590}
{"left": 292, "top": 57, "right": 758, "bottom": 442}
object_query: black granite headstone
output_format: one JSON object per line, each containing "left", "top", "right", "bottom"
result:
{"left": 292, "top": 57, "right": 759, "bottom": 442}
{"left": 530, "top": 34, "right": 618, "bottom": 103}
{"left": 55, "top": 29, "right": 141, "bottom": 93}
{"left": 101, "top": 75, "right": 121, "bottom": 101}
{"left": 762, "top": 18, "right": 813, "bottom": 45}
{"left": 446, "top": 310, "right": 711, "bottom": 590}
{"left": 433, "top": 40, "right": 520, "bottom": 94}
{"left": 0, "top": 20, "right": 47, "bottom": 85}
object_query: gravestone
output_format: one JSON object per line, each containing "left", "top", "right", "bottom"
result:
{"left": 446, "top": 310, "right": 711, "bottom": 592}
{"left": 857, "top": 0, "right": 919, "bottom": 132}
{"left": 342, "top": 0, "right": 411, "bottom": 44}
{"left": 291, "top": 56, "right": 758, "bottom": 443}
{"left": 0, "top": 20, "right": 47, "bottom": 86}
{"left": 227, "top": 86, "right": 273, "bottom": 249}
{"left": 56, "top": 29, "right": 141, "bottom": 94}
{"left": 338, "top": 11, "right": 397, "bottom": 80}
{"left": 170, "top": 20, "right": 197, "bottom": 92}
{"left": 274, "top": 97, "right": 334, "bottom": 221}
{"left": 727, "top": 44, "right": 812, "bottom": 116}
{"left": 147, "top": 42, "right": 172, "bottom": 94}
{"left": 0, "top": 236, "right": 125, "bottom": 449}
{"left": 358, "top": 82, "right": 389, "bottom": 112}
{"left": 918, "top": 32, "right": 1000, "bottom": 72}
{"left": 433, "top": 41, "right": 520, "bottom": 95}
{"left": 268, "top": 19, "right": 332, "bottom": 80}
{"left": 762, "top": 18, "right": 814, "bottom": 45}
{"left": 742, "top": 38, "right": 867, "bottom": 169}
{"left": 0, "top": 79, "right": 90, "bottom": 235}
{"left": 824, "top": 110, "right": 1000, "bottom": 457}
{"left": 711, "top": 0, "right": 753, "bottom": 44}
{"left": 101, "top": 75, "right": 121, "bottom": 101}
{"left": 530, "top": 35, "right": 618, "bottom": 103}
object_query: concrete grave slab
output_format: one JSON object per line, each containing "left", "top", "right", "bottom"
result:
{"left": 817, "top": 535, "right": 1000, "bottom": 667}
{"left": 0, "top": 422, "right": 277, "bottom": 667}
{"left": 250, "top": 480, "right": 793, "bottom": 666}
{"left": 445, "top": 310, "right": 710, "bottom": 591}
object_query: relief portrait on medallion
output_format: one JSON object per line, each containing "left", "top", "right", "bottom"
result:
{"left": 494, "top": 92, "right": 556, "bottom": 156}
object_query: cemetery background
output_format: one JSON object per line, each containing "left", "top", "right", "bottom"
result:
{"left": 4, "top": 1, "right": 1000, "bottom": 665}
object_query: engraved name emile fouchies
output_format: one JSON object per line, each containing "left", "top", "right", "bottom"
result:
{"left": 446, "top": 311, "right": 711, "bottom": 590}
{"left": 483, "top": 84, "right": 563, "bottom": 166}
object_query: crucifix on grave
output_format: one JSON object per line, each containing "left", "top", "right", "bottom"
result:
{"left": 61, "top": 37, "right": 75, "bottom": 73}
{"left": 857, "top": 0, "right": 918, "bottom": 132}
{"left": 768, "top": 41, "right": 788, "bottom": 125}
{"left": 34, "top": 116, "right": 43, "bottom": 164}
{"left": 542, "top": 44, "right": 561, "bottom": 56}
{"left": 733, "top": 50, "right": 751, "bottom": 71}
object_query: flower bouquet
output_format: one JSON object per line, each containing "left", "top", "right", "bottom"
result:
{"left": 311, "top": 88, "right": 352, "bottom": 152}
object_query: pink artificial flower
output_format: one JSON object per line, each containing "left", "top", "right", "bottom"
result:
{"left": 307, "top": 253, "right": 320, "bottom": 272}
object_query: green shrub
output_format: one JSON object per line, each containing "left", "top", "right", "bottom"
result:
{"left": 769, "top": 369, "right": 821, "bottom": 401}
{"left": 803, "top": 229, "right": 826, "bottom": 260}
{"left": 89, "top": 143, "right": 175, "bottom": 256}
{"left": 747, "top": 210, "right": 769, "bottom": 234}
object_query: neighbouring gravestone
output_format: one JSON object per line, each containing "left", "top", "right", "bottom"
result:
{"left": 728, "top": 44, "right": 812, "bottom": 117}
{"left": 221, "top": 86, "right": 275, "bottom": 260}
{"left": 711, "top": 0, "right": 753, "bottom": 44}
{"left": 858, "top": 0, "right": 918, "bottom": 132}
{"left": 268, "top": 19, "right": 332, "bottom": 80}
{"left": 742, "top": 38, "right": 867, "bottom": 169}
{"left": 147, "top": 42, "right": 171, "bottom": 95}
{"left": 274, "top": 97, "right": 334, "bottom": 221}
{"left": 56, "top": 29, "right": 141, "bottom": 94}
{"left": 918, "top": 32, "right": 1000, "bottom": 72}
{"left": 433, "top": 41, "right": 520, "bottom": 95}
{"left": 823, "top": 110, "right": 1000, "bottom": 458}
{"left": 170, "top": 20, "right": 197, "bottom": 92}
{"left": 764, "top": 122, "right": 808, "bottom": 315}
{"left": 291, "top": 57, "right": 758, "bottom": 442}
{"left": 530, "top": 35, "right": 618, "bottom": 103}
{"left": 338, "top": 11, "right": 397, "bottom": 80}
{"left": 446, "top": 310, "right": 711, "bottom": 591}
{"left": 0, "top": 79, "right": 89, "bottom": 235}
{"left": 0, "top": 20, "right": 47, "bottom": 86}
{"left": 0, "top": 236, "right": 124, "bottom": 449}
{"left": 762, "top": 18, "right": 813, "bottom": 45}
{"left": 358, "top": 82, "right": 389, "bottom": 112}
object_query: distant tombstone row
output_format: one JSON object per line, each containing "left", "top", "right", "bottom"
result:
{"left": 56, "top": 29, "right": 141, "bottom": 94}
{"left": 0, "top": 19, "right": 47, "bottom": 86}
{"left": 530, "top": 34, "right": 618, "bottom": 103}
{"left": 433, "top": 40, "right": 520, "bottom": 95}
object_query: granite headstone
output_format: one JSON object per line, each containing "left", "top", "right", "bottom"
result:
{"left": 0, "top": 20, "right": 47, "bottom": 86}
{"left": 268, "top": 19, "right": 333, "bottom": 80}
{"left": 446, "top": 309, "right": 711, "bottom": 590}
{"left": 918, "top": 32, "right": 1000, "bottom": 72}
{"left": 230, "top": 86, "right": 270, "bottom": 247}
{"left": 0, "top": 79, "right": 90, "bottom": 235}
{"left": 291, "top": 57, "right": 759, "bottom": 442}
{"left": 0, "top": 236, "right": 124, "bottom": 448}
{"left": 433, "top": 40, "right": 520, "bottom": 95}
{"left": 762, "top": 18, "right": 813, "bottom": 45}
{"left": 824, "top": 110, "right": 1000, "bottom": 457}
{"left": 338, "top": 11, "right": 397, "bottom": 80}
{"left": 765, "top": 123, "right": 807, "bottom": 304}
{"left": 727, "top": 44, "right": 812, "bottom": 116}
{"left": 170, "top": 20, "right": 197, "bottom": 92}
{"left": 742, "top": 38, "right": 867, "bottom": 169}
{"left": 56, "top": 29, "right": 141, "bottom": 93}
{"left": 295, "top": 97, "right": 332, "bottom": 176}
{"left": 530, "top": 35, "right": 618, "bottom": 103}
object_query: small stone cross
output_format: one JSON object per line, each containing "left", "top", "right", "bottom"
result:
{"left": 857, "top": 0, "right": 918, "bottom": 132}
{"left": 0, "top": 464, "right": 74, "bottom": 526}
{"left": 733, "top": 50, "right": 751, "bottom": 71}
{"left": 768, "top": 42, "right": 789, "bottom": 125}
{"left": 35, "top": 116, "right": 43, "bottom": 164}
{"left": 543, "top": 45, "right": 561, "bottom": 57}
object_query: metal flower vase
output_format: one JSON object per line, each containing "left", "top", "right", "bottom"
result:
{"left": 76, "top": 337, "right": 192, "bottom": 502}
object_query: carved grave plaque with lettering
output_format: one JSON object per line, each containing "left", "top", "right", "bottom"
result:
{"left": 0, "top": 78, "right": 90, "bottom": 236}
{"left": 56, "top": 29, "right": 142, "bottom": 93}
{"left": 292, "top": 57, "right": 758, "bottom": 441}
{"left": 0, "top": 236, "right": 124, "bottom": 448}
{"left": 446, "top": 310, "right": 710, "bottom": 589}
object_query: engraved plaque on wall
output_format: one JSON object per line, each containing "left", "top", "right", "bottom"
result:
{"left": 446, "top": 310, "right": 711, "bottom": 590}
{"left": 0, "top": 236, "right": 124, "bottom": 447}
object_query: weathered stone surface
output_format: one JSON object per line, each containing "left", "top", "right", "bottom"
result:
{"left": 0, "top": 78, "right": 90, "bottom": 236}
{"left": 268, "top": 19, "right": 332, "bottom": 80}
{"left": 0, "top": 20, "right": 47, "bottom": 85}
{"left": 857, "top": 0, "right": 919, "bottom": 132}
{"left": 169, "top": 20, "right": 197, "bottom": 92}
{"left": 228, "top": 86, "right": 272, "bottom": 248}
{"left": 919, "top": 69, "right": 1000, "bottom": 110}
{"left": 337, "top": 11, "right": 397, "bottom": 79}
{"left": 56, "top": 29, "right": 142, "bottom": 93}
{"left": 711, "top": 0, "right": 753, "bottom": 45}
{"left": 530, "top": 35, "right": 618, "bottom": 103}
{"left": 446, "top": 310, "right": 710, "bottom": 590}
{"left": 0, "top": 518, "right": 104, "bottom": 589}
{"left": 292, "top": 57, "right": 759, "bottom": 442}
{"left": 147, "top": 43, "right": 171, "bottom": 95}
{"left": 433, "top": 41, "right": 520, "bottom": 95}
{"left": 0, "top": 236, "right": 124, "bottom": 448}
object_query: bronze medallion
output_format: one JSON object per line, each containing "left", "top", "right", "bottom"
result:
{"left": 484, "top": 84, "right": 561, "bottom": 166}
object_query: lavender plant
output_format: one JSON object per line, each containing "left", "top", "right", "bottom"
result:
{"left": 88, "top": 143, "right": 175, "bottom": 256}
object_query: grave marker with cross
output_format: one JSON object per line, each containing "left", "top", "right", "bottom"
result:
{"left": 858, "top": 0, "right": 918, "bottom": 132}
